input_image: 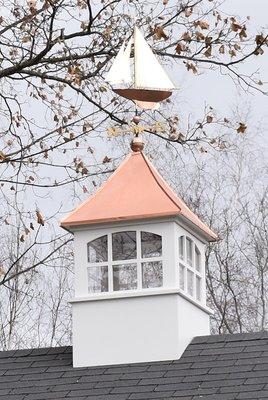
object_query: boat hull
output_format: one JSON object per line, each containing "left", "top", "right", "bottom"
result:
{"left": 113, "top": 88, "right": 172, "bottom": 102}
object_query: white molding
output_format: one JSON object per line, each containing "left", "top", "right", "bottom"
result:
{"left": 70, "top": 217, "right": 176, "bottom": 232}
{"left": 70, "top": 287, "right": 213, "bottom": 315}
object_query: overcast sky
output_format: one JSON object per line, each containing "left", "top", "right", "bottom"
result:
{"left": 176, "top": 0, "right": 268, "bottom": 142}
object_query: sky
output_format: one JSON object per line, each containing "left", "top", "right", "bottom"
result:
{"left": 175, "top": 0, "right": 268, "bottom": 140}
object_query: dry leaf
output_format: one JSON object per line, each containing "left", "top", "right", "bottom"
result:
{"left": 181, "top": 32, "right": 191, "bottom": 42}
{"left": 219, "top": 45, "right": 225, "bottom": 54}
{"left": 237, "top": 123, "right": 247, "bottom": 134}
{"left": 154, "top": 26, "right": 168, "bottom": 40}
{"left": 184, "top": 7, "right": 192, "bottom": 17}
{"left": 103, "top": 156, "right": 111, "bottom": 164}
{"left": 175, "top": 43, "right": 187, "bottom": 54}
{"left": 204, "top": 46, "right": 212, "bottom": 57}
{"left": 21, "top": 36, "right": 31, "bottom": 43}
{"left": 81, "top": 167, "right": 88, "bottom": 175}
{"left": 239, "top": 27, "right": 247, "bottom": 40}
{"left": 36, "top": 210, "right": 45, "bottom": 226}
{"left": 206, "top": 115, "right": 213, "bottom": 123}
{"left": 186, "top": 62, "right": 198, "bottom": 74}
{"left": 195, "top": 20, "right": 210, "bottom": 30}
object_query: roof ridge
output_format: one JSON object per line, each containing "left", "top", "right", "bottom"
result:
{"left": 141, "top": 152, "right": 181, "bottom": 212}
{"left": 191, "top": 330, "right": 268, "bottom": 344}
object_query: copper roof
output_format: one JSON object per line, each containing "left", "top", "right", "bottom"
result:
{"left": 60, "top": 151, "right": 217, "bottom": 241}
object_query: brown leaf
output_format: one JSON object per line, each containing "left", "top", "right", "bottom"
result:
{"left": 154, "top": 26, "right": 168, "bottom": 40}
{"left": 186, "top": 62, "right": 198, "bottom": 74}
{"left": 204, "top": 46, "right": 212, "bottom": 57}
{"left": 20, "top": 235, "right": 25, "bottom": 243}
{"left": 229, "top": 49, "right": 236, "bottom": 58}
{"left": 82, "top": 185, "right": 88, "bottom": 193}
{"left": 206, "top": 115, "right": 213, "bottom": 123}
{"left": 195, "top": 31, "right": 205, "bottom": 42}
{"left": 219, "top": 45, "right": 225, "bottom": 54}
{"left": 163, "top": 0, "right": 168, "bottom": 5}
{"left": 81, "top": 167, "right": 88, "bottom": 175}
{"left": 0, "top": 265, "right": 5, "bottom": 276}
{"left": 30, "top": 222, "right": 34, "bottom": 230}
{"left": 239, "top": 27, "right": 247, "bottom": 40}
{"left": 184, "top": 7, "right": 192, "bottom": 17}
{"left": 255, "top": 34, "right": 265, "bottom": 45}
{"left": 102, "top": 156, "right": 111, "bottom": 164}
{"left": 36, "top": 210, "right": 45, "bottom": 226}
{"left": 231, "top": 22, "right": 242, "bottom": 32}
{"left": 175, "top": 43, "right": 187, "bottom": 54}
{"left": 181, "top": 32, "right": 191, "bottom": 42}
{"left": 237, "top": 123, "right": 247, "bottom": 134}
{"left": 195, "top": 20, "right": 210, "bottom": 30}
{"left": 21, "top": 36, "right": 31, "bottom": 43}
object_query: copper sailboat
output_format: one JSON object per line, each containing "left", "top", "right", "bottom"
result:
{"left": 106, "top": 26, "right": 176, "bottom": 110}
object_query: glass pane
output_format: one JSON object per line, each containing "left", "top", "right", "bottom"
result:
{"left": 186, "top": 237, "right": 193, "bottom": 266}
{"left": 113, "top": 263, "right": 137, "bottom": 291}
{"left": 179, "top": 264, "right": 185, "bottom": 290}
{"left": 196, "top": 276, "right": 201, "bottom": 301}
{"left": 195, "top": 246, "right": 201, "bottom": 271}
{"left": 179, "top": 236, "right": 184, "bottom": 259}
{"left": 141, "top": 232, "right": 162, "bottom": 258}
{"left": 142, "top": 261, "right": 163, "bottom": 288}
{"left": 112, "top": 231, "right": 136, "bottom": 261}
{"left": 187, "top": 269, "right": 194, "bottom": 296}
{"left": 88, "top": 235, "right": 108, "bottom": 263}
{"left": 88, "top": 266, "right": 108, "bottom": 293}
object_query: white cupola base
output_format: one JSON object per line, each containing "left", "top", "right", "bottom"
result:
{"left": 72, "top": 290, "right": 210, "bottom": 367}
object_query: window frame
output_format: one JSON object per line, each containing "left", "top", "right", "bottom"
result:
{"left": 178, "top": 235, "right": 203, "bottom": 302}
{"left": 87, "top": 230, "right": 163, "bottom": 294}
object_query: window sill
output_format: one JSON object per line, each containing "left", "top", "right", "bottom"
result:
{"left": 70, "top": 288, "right": 213, "bottom": 315}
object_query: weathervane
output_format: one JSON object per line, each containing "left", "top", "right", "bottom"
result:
{"left": 106, "top": 26, "right": 176, "bottom": 111}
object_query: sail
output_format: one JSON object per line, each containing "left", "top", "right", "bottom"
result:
{"left": 106, "top": 39, "right": 133, "bottom": 86}
{"left": 134, "top": 26, "right": 175, "bottom": 90}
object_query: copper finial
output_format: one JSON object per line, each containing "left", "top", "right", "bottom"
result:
{"left": 131, "top": 135, "right": 144, "bottom": 152}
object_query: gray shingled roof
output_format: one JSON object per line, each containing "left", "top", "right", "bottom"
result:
{"left": 0, "top": 331, "right": 268, "bottom": 400}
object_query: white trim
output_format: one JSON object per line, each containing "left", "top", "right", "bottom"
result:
{"left": 70, "top": 288, "right": 213, "bottom": 315}
{"left": 71, "top": 217, "right": 176, "bottom": 232}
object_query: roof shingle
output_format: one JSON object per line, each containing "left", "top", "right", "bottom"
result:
{"left": 0, "top": 331, "right": 267, "bottom": 400}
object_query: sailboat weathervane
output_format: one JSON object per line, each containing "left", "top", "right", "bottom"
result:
{"left": 106, "top": 26, "right": 176, "bottom": 110}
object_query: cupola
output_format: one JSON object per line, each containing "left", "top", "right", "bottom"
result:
{"left": 60, "top": 139, "right": 217, "bottom": 368}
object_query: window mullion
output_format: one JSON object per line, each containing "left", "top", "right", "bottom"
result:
{"left": 137, "top": 230, "right": 142, "bottom": 289}
{"left": 108, "top": 233, "right": 113, "bottom": 292}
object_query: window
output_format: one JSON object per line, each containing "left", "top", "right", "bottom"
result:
{"left": 179, "top": 264, "right": 185, "bottom": 290}
{"left": 195, "top": 245, "right": 201, "bottom": 272}
{"left": 88, "top": 235, "right": 108, "bottom": 263}
{"left": 179, "top": 236, "right": 203, "bottom": 302}
{"left": 112, "top": 231, "right": 136, "bottom": 261}
{"left": 87, "top": 230, "right": 163, "bottom": 294}
{"left": 88, "top": 266, "right": 108, "bottom": 293}
{"left": 141, "top": 232, "right": 162, "bottom": 258}
{"left": 113, "top": 263, "right": 137, "bottom": 291}
{"left": 186, "top": 237, "right": 193, "bottom": 266}
{"left": 142, "top": 261, "right": 163, "bottom": 288}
